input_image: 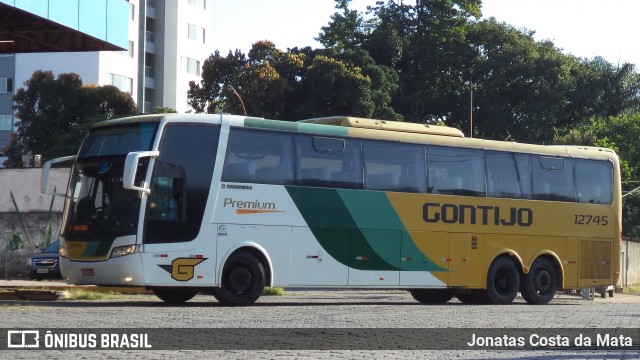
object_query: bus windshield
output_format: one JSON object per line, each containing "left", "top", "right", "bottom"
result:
{"left": 62, "top": 122, "right": 158, "bottom": 240}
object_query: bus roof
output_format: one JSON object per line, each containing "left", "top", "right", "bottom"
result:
{"left": 90, "top": 114, "right": 618, "bottom": 162}
{"left": 301, "top": 116, "right": 465, "bottom": 137}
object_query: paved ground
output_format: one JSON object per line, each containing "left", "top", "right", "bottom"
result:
{"left": 1, "top": 280, "right": 639, "bottom": 359}
{"left": 0, "top": 279, "right": 150, "bottom": 298}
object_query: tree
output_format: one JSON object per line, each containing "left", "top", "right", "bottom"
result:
{"left": 12, "top": 70, "right": 137, "bottom": 163}
{"left": 153, "top": 106, "right": 178, "bottom": 113}
{"left": 295, "top": 54, "right": 374, "bottom": 118}
{"left": 188, "top": 41, "right": 401, "bottom": 121}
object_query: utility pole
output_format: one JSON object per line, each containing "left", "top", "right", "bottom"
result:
{"left": 469, "top": 83, "right": 473, "bottom": 138}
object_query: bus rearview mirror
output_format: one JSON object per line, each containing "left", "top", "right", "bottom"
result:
{"left": 123, "top": 151, "right": 159, "bottom": 194}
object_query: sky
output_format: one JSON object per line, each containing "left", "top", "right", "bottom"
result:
{"left": 211, "top": 0, "right": 640, "bottom": 67}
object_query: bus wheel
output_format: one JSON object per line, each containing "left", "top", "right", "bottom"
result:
{"left": 486, "top": 257, "right": 520, "bottom": 305}
{"left": 521, "top": 258, "right": 557, "bottom": 305}
{"left": 152, "top": 288, "right": 198, "bottom": 304}
{"left": 409, "top": 289, "right": 454, "bottom": 304}
{"left": 213, "top": 251, "right": 266, "bottom": 306}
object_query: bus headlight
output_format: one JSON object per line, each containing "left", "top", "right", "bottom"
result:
{"left": 59, "top": 245, "right": 68, "bottom": 259}
{"left": 110, "top": 245, "right": 143, "bottom": 258}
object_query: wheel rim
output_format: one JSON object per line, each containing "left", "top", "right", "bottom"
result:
{"left": 227, "top": 267, "right": 252, "bottom": 293}
{"left": 495, "top": 268, "right": 515, "bottom": 295}
{"left": 534, "top": 269, "right": 552, "bottom": 293}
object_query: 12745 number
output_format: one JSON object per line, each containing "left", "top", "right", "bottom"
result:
{"left": 574, "top": 215, "right": 608, "bottom": 226}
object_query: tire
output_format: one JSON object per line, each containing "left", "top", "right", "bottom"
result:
{"left": 456, "top": 290, "right": 491, "bottom": 305}
{"left": 486, "top": 257, "right": 520, "bottom": 305}
{"left": 152, "top": 288, "right": 198, "bottom": 304}
{"left": 521, "top": 257, "right": 557, "bottom": 305}
{"left": 409, "top": 289, "right": 454, "bottom": 304}
{"left": 213, "top": 251, "right": 266, "bottom": 306}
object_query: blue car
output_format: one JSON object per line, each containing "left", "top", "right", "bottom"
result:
{"left": 26, "top": 240, "right": 62, "bottom": 280}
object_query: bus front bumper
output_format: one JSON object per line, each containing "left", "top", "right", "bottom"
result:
{"left": 60, "top": 254, "right": 146, "bottom": 286}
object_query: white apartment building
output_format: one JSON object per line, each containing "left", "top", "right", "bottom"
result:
{"left": 2, "top": 0, "right": 212, "bottom": 152}
{"left": 141, "top": 0, "right": 212, "bottom": 113}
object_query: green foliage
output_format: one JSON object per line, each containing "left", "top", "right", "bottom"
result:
{"left": 12, "top": 71, "right": 137, "bottom": 162}
{"left": 262, "top": 287, "right": 285, "bottom": 296}
{"left": 2, "top": 133, "right": 24, "bottom": 168}
{"left": 8, "top": 234, "right": 23, "bottom": 251}
{"left": 188, "top": 41, "right": 401, "bottom": 121}
{"left": 317, "top": 1, "right": 640, "bottom": 143}
{"left": 153, "top": 106, "right": 178, "bottom": 114}
{"left": 190, "top": 1, "right": 640, "bottom": 143}
{"left": 67, "top": 289, "right": 108, "bottom": 300}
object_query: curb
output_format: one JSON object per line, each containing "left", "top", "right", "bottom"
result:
{"left": 0, "top": 288, "right": 70, "bottom": 301}
{"left": 0, "top": 285, "right": 152, "bottom": 301}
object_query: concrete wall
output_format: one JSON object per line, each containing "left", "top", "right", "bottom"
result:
{"left": 0, "top": 167, "right": 69, "bottom": 245}
{"left": 0, "top": 168, "right": 69, "bottom": 213}
{"left": 0, "top": 168, "right": 70, "bottom": 278}
{"left": 622, "top": 238, "right": 640, "bottom": 286}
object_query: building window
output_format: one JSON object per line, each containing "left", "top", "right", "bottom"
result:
{"left": 0, "top": 115, "right": 12, "bottom": 130}
{"left": 0, "top": 78, "right": 13, "bottom": 93}
{"left": 188, "top": 23, "right": 205, "bottom": 43}
{"left": 108, "top": 73, "right": 133, "bottom": 94}
{"left": 182, "top": 57, "right": 200, "bottom": 76}
{"left": 114, "top": 41, "right": 134, "bottom": 57}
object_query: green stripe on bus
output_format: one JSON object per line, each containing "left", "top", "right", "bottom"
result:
{"left": 285, "top": 186, "right": 398, "bottom": 270}
{"left": 337, "top": 190, "right": 445, "bottom": 272}
{"left": 244, "top": 118, "right": 349, "bottom": 136}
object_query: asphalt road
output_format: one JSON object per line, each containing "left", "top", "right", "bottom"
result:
{"left": 1, "top": 286, "right": 639, "bottom": 359}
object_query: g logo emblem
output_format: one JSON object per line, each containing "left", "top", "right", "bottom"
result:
{"left": 170, "top": 258, "right": 206, "bottom": 281}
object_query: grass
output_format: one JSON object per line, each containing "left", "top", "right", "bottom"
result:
{"left": 623, "top": 284, "right": 640, "bottom": 295}
{"left": 66, "top": 289, "right": 119, "bottom": 300}
{"left": 262, "top": 287, "right": 285, "bottom": 296}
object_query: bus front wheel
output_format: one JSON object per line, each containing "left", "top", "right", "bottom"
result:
{"left": 152, "top": 288, "right": 198, "bottom": 304}
{"left": 521, "top": 257, "right": 557, "bottom": 305}
{"left": 213, "top": 251, "right": 266, "bottom": 306}
{"left": 486, "top": 257, "right": 520, "bottom": 305}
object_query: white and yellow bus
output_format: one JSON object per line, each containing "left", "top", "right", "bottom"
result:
{"left": 42, "top": 114, "right": 621, "bottom": 305}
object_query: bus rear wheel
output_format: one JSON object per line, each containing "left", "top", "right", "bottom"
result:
{"left": 486, "top": 257, "right": 520, "bottom": 305}
{"left": 521, "top": 257, "right": 557, "bottom": 305}
{"left": 152, "top": 288, "right": 198, "bottom": 304}
{"left": 409, "top": 289, "right": 454, "bottom": 304}
{"left": 213, "top": 251, "right": 266, "bottom": 306}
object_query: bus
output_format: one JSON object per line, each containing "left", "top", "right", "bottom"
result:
{"left": 41, "top": 113, "right": 621, "bottom": 306}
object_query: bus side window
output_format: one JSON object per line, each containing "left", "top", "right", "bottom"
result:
{"left": 363, "top": 140, "right": 425, "bottom": 193}
{"left": 428, "top": 146, "right": 485, "bottom": 196}
{"left": 532, "top": 156, "right": 576, "bottom": 202}
{"left": 223, "top": 129, "right": 294, "bottom": 185}
{"left": 222, "top": 161, "right": 256, "bottom": 182}
{"left": 295, "top": 135, "right": 362, "bottom": 189}
{"left": 486, "top": 152, "right": 531, "bottom": 199}
{"left": 575, "top": 159, "right": 613, "bottom": 204}
{"left": 148, "top": 176, "right": 183, "bottom": 221}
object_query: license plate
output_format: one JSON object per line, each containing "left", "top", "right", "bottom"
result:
{"left": 81, "top": 268, "right": 95, "bottom": 276}
{"left": 36, "top": 269, "right": 50, "bottom": 274}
